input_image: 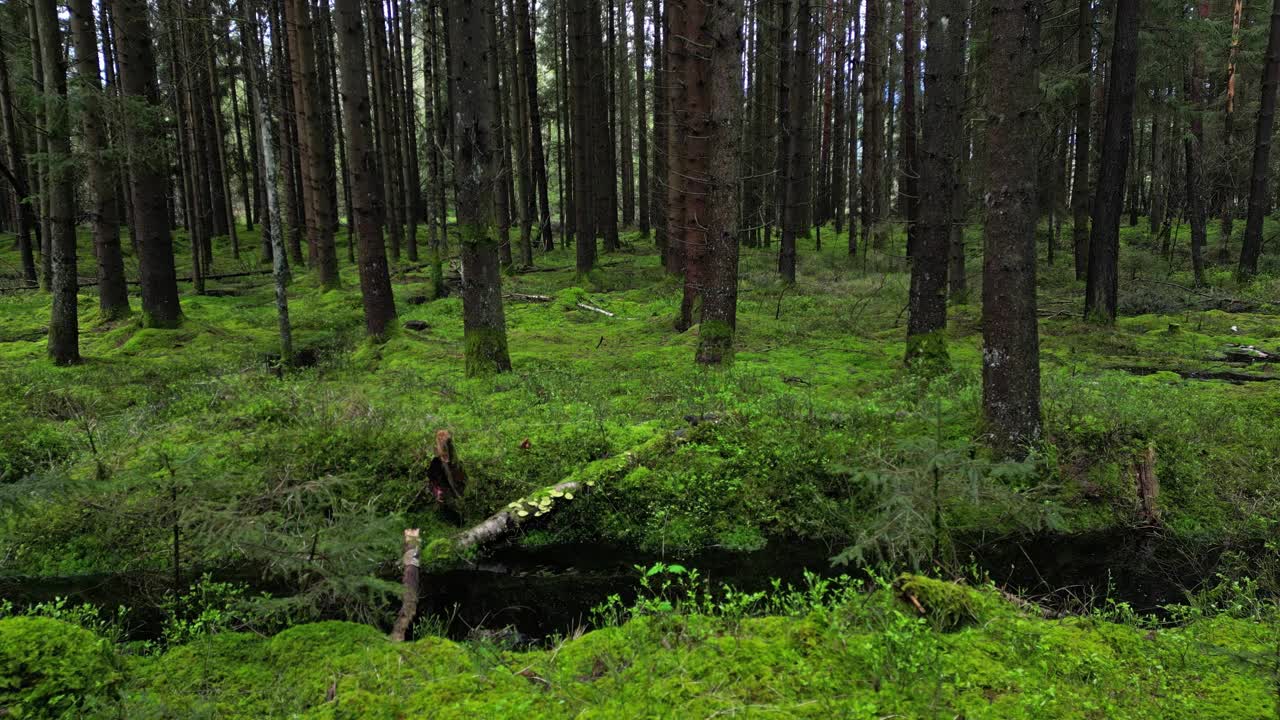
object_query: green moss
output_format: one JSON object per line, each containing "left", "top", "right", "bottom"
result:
{"left": 116, "top": 579, "right": 1280, "bottom": 719}
{"left": 464, "top": 326, "right": 511, "bottom": 377}
{"left": 903, "top": 329, "right": 950, "bottom": 373}
{"left": 0, "top": 617, "right": 124, "bottom": 719}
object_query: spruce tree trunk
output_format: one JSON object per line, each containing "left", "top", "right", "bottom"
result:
{"left": 515, "top": 0, "right": 552, "bottom": 253}
{"left": 451, "top": 0, "right": 512, "bottom": 375}
{"left": 676, "top": 0, "right": 712, "bottom": 329}
{"left": 70, "top": 0, "right": 131, "bottom": 321}
{"left": 1070, "top": 0, "right": 1092, "bottom": 280}
{"left": 779, "top": 0, "right": 814, "bottom": 283}
{"left": 401, "top": 0, "right": 422, "bottom": 261}
{"left": 243, "top": 0, "right": 293, "bottom": 364}
{"left": 982, "top": 0, "right": 1042, "bottom": 458}
{"left": 696, "top": 0, "right": 744, "bottom": 365}
{"left": 618, "top": 0, "right": 635, "bottom": 227}
{"left": 336, "top": 0, "right": 397, "bottom": 336}
{"left": 900, "top": 0, "right": 919, "bottom": 256}
{"left": 906, "top": 0, "right": 965, "bottom": 370}
{"left": 35, "top": 0, "right": 79, "bottom": 364}
{"left": 0, "top": 44, "right": 38, "bottom": 286}
{"left": 847, "top": 1, "right": 860, "bottom": 255}
{"left": 860, "top": 0, "right": 881, "bottom": 253}
{"left": 1239, "top": 0, "right": 1280, "bottom": 280}
{"left": 115, "top": 0, "right": 183, "bottom": 327}
{"left": 571, "top": 0, "right": 598, "bottom": 272}
{"left": 285, "top": 0, "right": 339, "bottom": 286}
{"left": 634, "top": 0, "right": 649, "bottom": 235}
{"left": 591, "top": 0, "right": 620, "bottom": 252}
{"left": 1084, "top": 0, "right": 1141, "bottom": 324}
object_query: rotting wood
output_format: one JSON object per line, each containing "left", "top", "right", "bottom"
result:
{"left": 388, "top": 528, "right": 420, "bottom": 642}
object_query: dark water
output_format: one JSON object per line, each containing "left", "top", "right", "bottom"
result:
{"left": 0, "top": 530, "right": 1233, "bottom": 644}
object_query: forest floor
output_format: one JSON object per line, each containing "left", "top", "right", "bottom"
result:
{"left": 2, "top": 220, "right": 1280, "bottom": 716}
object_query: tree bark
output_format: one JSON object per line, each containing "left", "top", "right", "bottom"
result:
{"left": 286, "top": 0, "right": 340, "bottom": 287}
{"left": 1084, "top": 0, "right": 1141, "bottom": 324}
{"left": 515, "top": 0, "right": 553, "bottom": 253}
{"left": 780, "top": 0, "right": 814, "bottom": 282}
{"left": 244, "top": 0, "right": 294, "bottom": 364}
{"left": 71, "top": 0, "right": 131, "bottom": 321}
{"left": 1239, "top": 0, "right": 1280, "bottom": 280}
{"left": 906, "top": 0, "right": 966, "bottom": 370}
{"left": 635, "top": 0, "right": 650, "bottom": 235}
{"left": 0, "top": 43, "right": 38, "bottom": 286}
{"left": 695, "top": 0, "right": 744, "bottom": 365}
{"left": 1069, "top": 0, "right": 1092, "bottom": 280}
{"left": 982, "top": 0, "right": 1042, "bottom": 458}
{"left": 570, "top": 0, "right": 597, "bottom": 273}
{"left": 35, "top": 0, "right": 79, "bottom": 364}
{"left": 337, "top": 0, "right": 398, "bottom": 337}
{"left": 450, "top": 0, "right": 513, "bottom": 375}
{"left": 115, "top": 0, "right": 183, "bottom": 327}
{"left": 900, "top": 0, "right": 919, "bottom": 256}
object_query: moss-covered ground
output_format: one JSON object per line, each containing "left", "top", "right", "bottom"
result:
{"left": 3, "top": 219, "right": 1280, "bottom": 716}
{"left": 3, "top": 221, "right": 1278, "bottom": 580}
{"left": 5, "top": 573, "right": 1280, "bottom": 719}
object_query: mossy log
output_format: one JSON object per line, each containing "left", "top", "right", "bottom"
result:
{"left": 424, "top": 421, "right": 711, "bottom": 567}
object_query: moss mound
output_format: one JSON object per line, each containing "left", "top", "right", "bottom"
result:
{"left": 0, "top": 617, "right": 124, "bottom": 719}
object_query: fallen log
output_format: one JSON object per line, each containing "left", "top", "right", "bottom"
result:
{"left": 576, "top": 302, "right": 614, "bottom": 317}
{"left": 505, "top": 293, "right": 553, "bottom": 303}
{"left": 424, "top": 419, "right": 718, "bottom": 563}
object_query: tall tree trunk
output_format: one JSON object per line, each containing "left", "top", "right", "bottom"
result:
{"left": 286, "top": 0, "right": 339, "bottom": 287}
{"left": 635, "top": 0, "right": 650, "bottom": 235}
{"left": 906, "top": 0, "right": 965, "bottom": 369}
{"left": 244, "top": 0, "right": 294, "bottom": 363}
{"left": 652, "top": 0, "right": 669, "bottom": 257}
{"left": 402, "top": 0, "right": 422, "bottom": 261}
{"left": 592, "top": 0, "right": 620, "bottom": 252}
{"left": 1220, "top": 0, "right": 1244, "bottom": 256}
{"left": 696, "top": 0, "right": 745, "bottom": 365}
{"left": 779, "top": 0, "right": 814, "bottom": 283}
{"left": 0, "top": 45, "right": 38, "bottom": 286}
{"left": 515, "top": 0, "right": 552, "bottom": 253}
{"left": 29, "top": 5, "right": 51, "bottom": 290}
{"left": 1070, "top": 0, "right": 1092, "bottom": 280}
{"left": 618, "top": 0, "right": 635, "bottom": 227}
{"left": 675, "top": 0, "right": 712, "bottom": 328}
{"left": 451, "top": 0, "right": 513, "bottom": 375}
{"left": 336, "top": 0, "right": 397, "bottom": 335}
{"left": 847, "top": 0, "right": 860, "bottom": 254}
{"left": 860, "top": 0, "right": 881, "bottom": 253}
{"left": 1084, "top": 0, "right": 1141, "bottom": 324}
{"left": 115, "top": 0, "right": 183, "bottom": 327}
{"left": 982, "top": 0, "right": 1042, "bottom": 458}
{"left": 901, "top": 0, "right": 919, "bottom": 256}
{"left": 35, "top": 0, "right": 79, "bottom": 364}
{"left": 1240, "top": 0, "right": 1280, "bottom": 280}
{"left": 71, "top": 0, "right": 131, "bottom": 321}
{"left": 570, "top": 0, "right": 597, "bottom": 273}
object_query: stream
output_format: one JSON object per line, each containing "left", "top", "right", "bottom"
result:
{"left": 0, "top": 529, "right": 1230, "bottom": 644}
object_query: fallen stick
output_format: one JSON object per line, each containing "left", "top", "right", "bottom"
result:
{"left": 506, "top": 293, "right": 553, "bottom": 302}
{"left": 389, "top": 528, "right": 421, "bottom": 642}
{"left": 576, "top": 302, "right": 614, "bottom": 317}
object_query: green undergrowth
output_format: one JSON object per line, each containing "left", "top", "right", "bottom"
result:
{"left": 4, "top": 572, "right": 1278, "bottom": 719}
{"left": 1, "top": 220, "right": 1279, "bottom": 609}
